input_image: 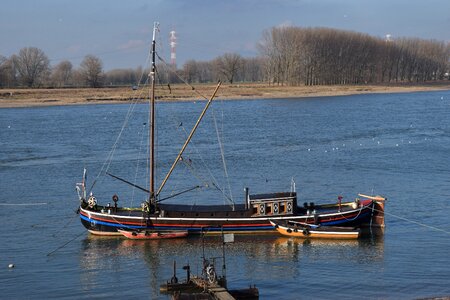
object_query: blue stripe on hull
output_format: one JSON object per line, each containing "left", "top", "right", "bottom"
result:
{"left": 80, "top": 214, "right": 143, "bottom": 229}
{"left": 321, "top": 211, "right": 372, "bottom": 226}
{"left": 80, "top": 214, "right": 274, "bottom": 232}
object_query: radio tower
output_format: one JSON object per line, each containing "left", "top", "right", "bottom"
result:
{"left": 170, "top": 30, "right": 177, "bottom": 68}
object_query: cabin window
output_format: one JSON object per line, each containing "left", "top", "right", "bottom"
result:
{"left": 252, "top": 206, "right": 258, "bottom": 215}
{"left": 273, "top": 202, "right": 279, "bottom": 214}
{"left": 181, "top": 213, "right": 184, "bottom": 217}
{"left": 286, "top": 201, "right": 293, "bottom": 213}
{"left": 266, "top": 205, "right": 272, "bottom": 215}
{"left": 258, "top": 204, "right": 265, "bottom": 215}
{"left": 210, "top": 213, "right": 214, "bottom": 216}
{"left": 280, "top": 203, "right": 286, "bottom": 214}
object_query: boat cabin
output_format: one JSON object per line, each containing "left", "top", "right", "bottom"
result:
{"left": 247, "top": 191, "right": 297, "bottom": 217}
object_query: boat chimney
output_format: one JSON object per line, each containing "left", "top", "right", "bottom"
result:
{"left": 244, "top": 187, "right": 249, "bottom": 209}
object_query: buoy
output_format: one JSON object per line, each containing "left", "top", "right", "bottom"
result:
{"left": 8, "top": 264, "right": 14, "bottom": 268}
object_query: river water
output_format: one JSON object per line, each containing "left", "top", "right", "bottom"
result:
{"left": 0, "top": 90, "right": 449, "bottom": 299}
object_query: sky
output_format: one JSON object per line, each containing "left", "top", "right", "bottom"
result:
{"left": 1, "top": 0, "right": 449, "bottom": 71}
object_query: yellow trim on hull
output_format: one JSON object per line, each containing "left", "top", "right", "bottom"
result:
{"left": 277, "top": 227, "right": 359, "bottom": 239}
{"left": 88, "top": 230, "right": 122, "bottom": 236}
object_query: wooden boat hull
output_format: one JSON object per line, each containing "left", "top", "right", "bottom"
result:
{"left": 117, "top": 229, "right": 188, "bottom": 240}
{"left": 79, "top": 196, "right": 380, "bottom": 236}
{"left": 270, "top": 220, "right": 360, "bottom": 239}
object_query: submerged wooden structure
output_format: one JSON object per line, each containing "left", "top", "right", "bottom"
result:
{"left": 160, "top": 273, "right": 258, "bottom": 300}
{"left": 160, "top": 232, "right": 258, "bottom": 300}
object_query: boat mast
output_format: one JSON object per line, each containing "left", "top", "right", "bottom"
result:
{"left": 149, "top": 22, "right": 158, "bottom": 207}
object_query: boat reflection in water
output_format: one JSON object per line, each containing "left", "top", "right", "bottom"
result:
{"left": 78, "top": 230, "right": 384, "bottom": 298}
{"left": 272, "top": 228, "right": 385, "bottom": 261}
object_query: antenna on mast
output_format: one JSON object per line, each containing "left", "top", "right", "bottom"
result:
{"left": 170, "top": 29, "right": 177, "bottom": 68}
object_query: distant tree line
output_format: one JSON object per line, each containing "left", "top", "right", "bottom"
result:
{"left": 0, "top": 48, "right": 105, "bottom": 88}
{"left": 1, "top": 26, "right": 448, "bottom": 89}
{"left": 258, "top": 27, "right": 450, "bottom": 85}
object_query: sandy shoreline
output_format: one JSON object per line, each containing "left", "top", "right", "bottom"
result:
{"left": 0, "top": 82, "right": 449, "bottom": 108}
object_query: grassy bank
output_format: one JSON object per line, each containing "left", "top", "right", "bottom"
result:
{"left": 0, "top": 82, "right": 449, "bottom": 108}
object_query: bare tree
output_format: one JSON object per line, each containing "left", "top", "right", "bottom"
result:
{"left": 12, "top": 47, "right": 50, "bottom": 87}
{"left": 183, "top": 60, "right": 199, "bottom": 83}
{"left": 0, "top": 55, "right": 8, "bottom": 87}
{"left": 0, "top": 57, "right": 18, "bottom": 87}
{"left": 182, "top": 60, "right": 214, "bottom": 83}
{"left": 213, "top": 53, "right": 242, "bottom": 84}
{"left": 79, "top": 55, "right": 103, "bottom": 87}
{"left": 51, "top": 60, "right": 73, "bottom": 87}
{"left": 240, "top": 57, "right": 264, "bottom": 82}
{"left": 105, "top": 68, "right": 136, "bottom": 86}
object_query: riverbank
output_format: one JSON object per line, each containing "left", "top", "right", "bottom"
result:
{"left": 0, "top": 82, "right": 449, "bottom": 108}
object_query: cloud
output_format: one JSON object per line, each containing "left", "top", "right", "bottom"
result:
{"left": 243, "top": 41, "right": 256, "bottom": 52}
{"left": 67, "top": 45, "right": 82, "bottom": 54}
{"left": 117, "top": 39, "right": 146, "bottom": 51}
{"left": 276, "top": 20, "right": 295, "bottom": 28}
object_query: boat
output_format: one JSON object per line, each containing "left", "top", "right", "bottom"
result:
{"left": 270, "top": 220, "right": 360, "bottom": 239}
{"left": 75, "top": 22, "right": 386, "bottom": 236}
{"left": 117, "top": 229, "right": 188, "bottom": 240}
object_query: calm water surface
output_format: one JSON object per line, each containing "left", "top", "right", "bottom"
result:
{"left": 1, "top": 90, "right": 449, "bottom": 299}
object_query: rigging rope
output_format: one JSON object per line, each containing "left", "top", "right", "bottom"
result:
{"left": 156, "top": 52, "right": 210, "bottom": 101}
{"left": 212, "top": 107, "right": 234, "bottom": 205}
{"left": 0, "top": 202, "right": 47, "bottom": 206}
{"left": 130, "top": 122, "right": 148, "bottom": 207}
{"left": 374, "top": 208, "right": 450, "bottom": 235}
{"left": 88, "top": 98, "right": 139, "bottom": 193}
{"left": 47, "top": 230, "right": 86, "bottom": 257}
{"left": 153, "top": 73, "right": 235, "bottom": 205}
{"left": 87, "top": 47, "right": 228, "bottom": 205}
{"left": 177, "top": 124, "right": 233, "bottom": 204}
{"left": 88, "top": 54, "right": 152, "bottom": 194}
{"left": 50, "top": 212, "right": 79, "bottom": 238}
{"left": 179, "top": 157, "right": 211, "bottom": 189}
